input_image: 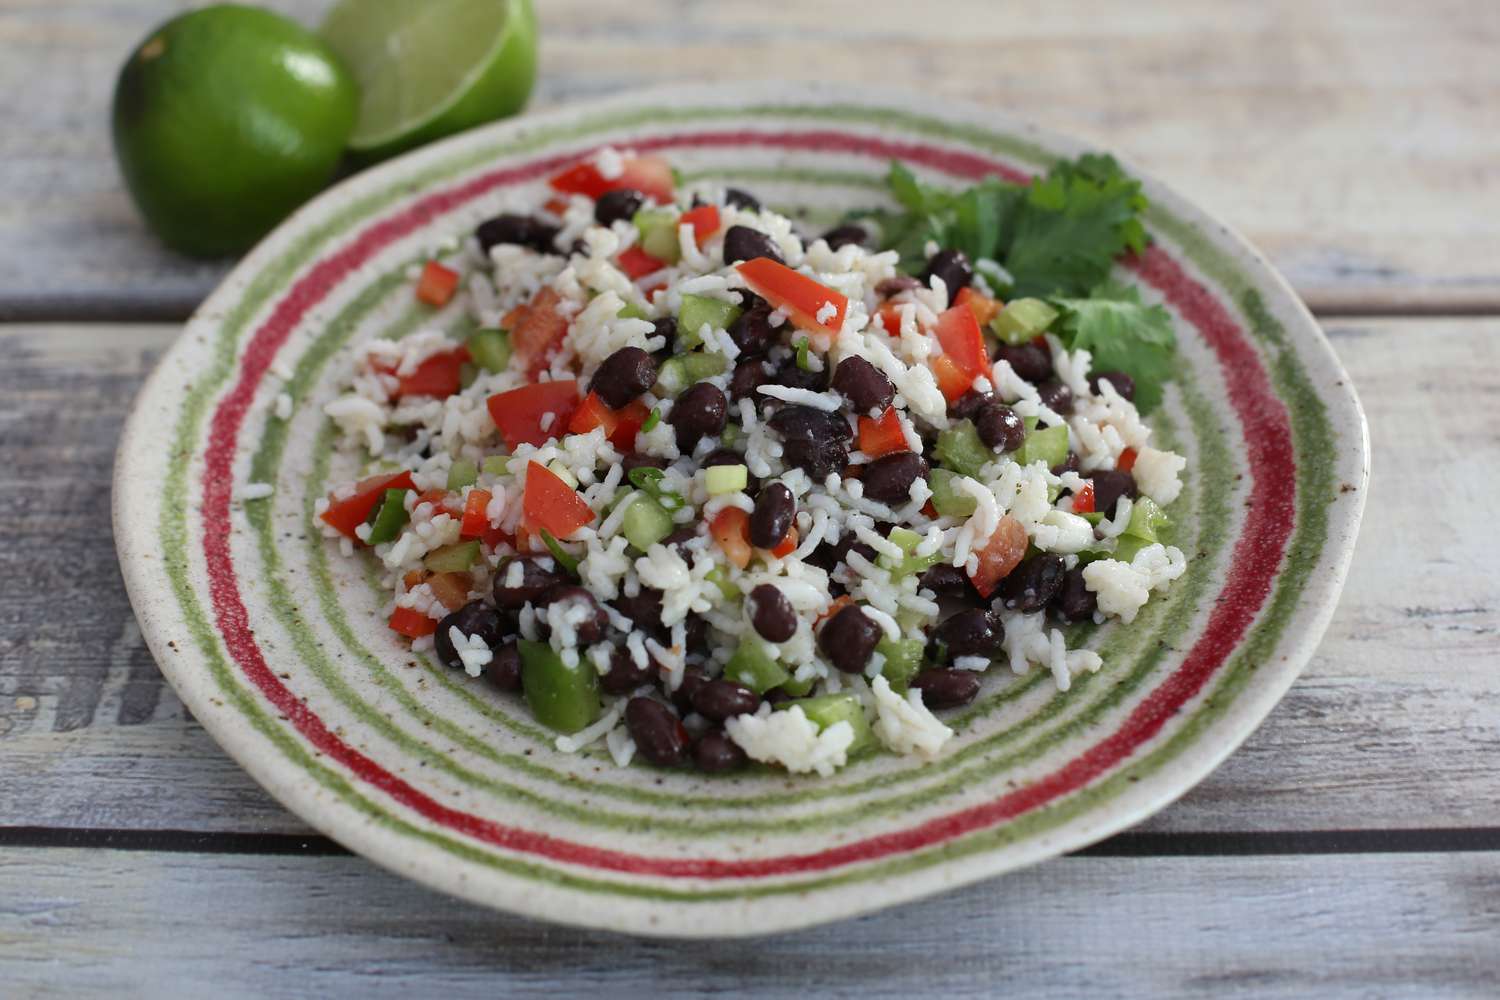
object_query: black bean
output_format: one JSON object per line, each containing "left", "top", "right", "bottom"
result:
{"left": 1089, "top": 370, "right": 1135, "bottom": 401}
{"left": 670, "top": 667, "right": 709, "bottom": 713}
{"left": 819, "top": 604, "right": 881, "bottom": 673}
{"left": 919, "top": 563, "right": 976, "bottom": 598}
{"left": 692, "top": 679, "right": 760, "bottom": 721}
{"left": 669, "top": 382, "right": 727, "bottom": 451}
{"left": 749, "top": 482, "right": 795, "bottom": 549}
{"left": 493, "top": 558, "right": 571, "bottom": 609}
{"left": 768, "top": 405, "right": 851, "bottom": 478}
{"left": 831, "top": 355, "right": 894, "bottom": 413}
{"left": 610, "top": 587, "right": 665, "bottom": 636}
{"left": 625, "top": 697, "right": 690, "bottom": 766}
{"left": 749, "top": 583, "right": 797, "bottom": 643}
{"left": 911, "top": 669, "right": 981, "bottom": 709}
{"left": 621, "top": 452, "right": 667, "bottom": 475}
{"left": 694, "top": 730, "right": 748, "bottom": 772}
{"left": 1051, "top": 451, "right": 1081, "bottom": 477}
{"left": 975, "top": 402, "right": 1026, "bottom": 452}
{"left": 802, "top": 533, "right": 876, "bottom": 578}
{"left": 862, "top": 452, "right": 929, "bottom": 505}
{"left": 724, "top": 187, "right": 760, "bottom": 212}
{"left": 875, "top": 276, "right": 921, "bottom": 297}
{"left": 663, "top": 524, "right": 701, "bottom": 551}
{"left": 994, "top": 342, "right": 1053, "bottom": 383}
{"left": 475, "top": 213, "right": 558, "bottom": 255}
{"left": 594, "top": 187, "right": 644, "bottom": 227}
{"left": 701, "top": 447, "right": 744, "bottom": 468}
{"left": 772, "top": 357, "right": 828, "bottom": 393}
{"left": 821, "top": 223, "right": 868, "bottom": 250}
{"left": 1050, "top": 567, "right": 1098, "bottom": 623}
{"left": 486, "top": 641, "right": 522, "bottom": 691}
{"left": 590, "top": 346, "right": 657, "bottom": 408}
{"left": 601, "top": 647, "right": 652, "bottom": 695}
{"left": 722, "top": 225, "right": 782, "bottom": 265}
{"left": 729, "top": 358, "right": 771, "bottom": 402}
{"left": 998, "top": 554, "right": 1066, "bottom": 614}
{"left": 541, "top": 585, "right": 609, "bottom": 645}
{"left": 728, "top": 302, "right": 778, "bottom": 357}
{"left": 762, "top": 687, "right": 793, "bottom": 707}
{"left": 1037, "top": 379, "right": 1074, "bottom": 414}
{"left": 433, "top": 600, "right": 506, "bottom": 670}
{"left": 921, "top": 249, "right": 972, "bottom": 294}
{"left": 1092, "top": 469, "right": 1139, "bottom": 517}
{"left": 948, "top": 390, "right": 994, "bottom": 421}
{"left": 684, "top": 613, "right": 709, "bottom": 651}
{"left": 650, "top": 317, "right": 678, "bottom": 355}
{"left": 933, "top": 608, "right": 1005, "bottom": 659}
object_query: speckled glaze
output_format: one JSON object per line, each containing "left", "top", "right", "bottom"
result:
{"left": 113, "top": 84, "right": 1368, "bottom": 937}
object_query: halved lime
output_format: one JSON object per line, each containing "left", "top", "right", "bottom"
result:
{"left": 321, "top": 0, "right": 538, "bottom": 162}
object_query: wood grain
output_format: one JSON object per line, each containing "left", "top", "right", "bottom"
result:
{"left": 1, "top": 846, "right": 1496, "bottom": 997}
{"left": 0, "top": 0, "right": 1496, "bottom": 318}
{"left": 1, "top": 318, "right": 1495, "bottom": 837}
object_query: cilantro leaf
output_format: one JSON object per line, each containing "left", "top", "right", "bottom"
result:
{"left": 867, "top": 163, "right": 1022, "bottom": 272}
{"left": 1050, "top": 281, "right": 1176, "bottom": 413}
{"left": 1003, "top": 155, "right": 1148, "bottom": 298}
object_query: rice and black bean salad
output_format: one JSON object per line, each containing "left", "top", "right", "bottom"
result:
{"left": 315, "top": 147, "right": 1189, "bottom": 776}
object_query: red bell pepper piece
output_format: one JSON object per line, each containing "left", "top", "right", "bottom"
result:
{"left": 609, "top": 400, "right": 650, "bottom": 451}
{"left": 415, "top": 261, "right": 460, "bottom": 307}
{"left": 1117, "top": 447, "right": 1138, "bottom": 473}
{"left": 931, "top": 354, "right": 974, "bottom": 402}
{"left": 548, "top": 154, "right": 675, "bottom": 205}
{"left": 709, "top": 508, "right": 752, "bottom": 569}
{"left": 678, "top": 204, "right": 721, "bottom": 245}
{"left": 736, "top": 258, "right": 847, "bottom": 340}
{"left": 508, "top": 286, "right": 570, "bottom": 379}
{"left": 320, "top": 470, "right": 417, "bottom": 540}
{"left": 968, "top": 515, "right": 1028, "bottom": 598}
{"left": 522, "top": 461, "right": 595, "bottom": 539}
{"left": 565, "top": 392, "right": 648, "bottom": 450}
{"left": 486, "top": 380, "right": 580, "bottom": 450}
{"left": 857, "top": 406, "right": 909, "bottom": 458}
{"left": 877, "top": 301, "right": 907, "bottom": 336}
{"left": 389, "top": 605, "right": 438, "bottom": 638}
{"left": 460, "top": 489, "right": 493, "bottom": 539}
{"left": 934, "top": 302, "right": 992, "bottom": 383}
{"left": 617, "top": 245, "right": 666, "bottom": 280}
{"left": 953, "top": 286, "right": 1002, "bottom": 327}
{"left": 396, "top": 346, "right": 469, "bottom": 399}
{"left": 768, "top": 527, "right": 798, "bottom": 559}
{"left": 1072, "top": 482, "right": 1096, "bottom": 514}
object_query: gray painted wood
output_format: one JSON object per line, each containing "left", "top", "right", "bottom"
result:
{"left": 1, "top": 318, "right": 1496, "bottom": 837}
{"left": 1, "top": 847, "right": 1496, "bottom": 997}
{"left": 1, "top": 0, "right": 1497, "bottom": 318}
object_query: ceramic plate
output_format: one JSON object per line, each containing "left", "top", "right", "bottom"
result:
{"left": 114, "top": 83, "right": 1368, "bottom": 937}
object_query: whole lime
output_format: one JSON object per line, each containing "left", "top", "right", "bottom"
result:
{"left": 111, "top": 5, "right": 358, "bottom": 257}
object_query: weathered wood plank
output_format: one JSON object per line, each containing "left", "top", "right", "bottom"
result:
{"left": 0, "top": 318, "right": 1495, "bottom": 837}
{"left": 0, "top": 0, "right": 1496, "bottom": 318}
{"left": 0, "top": 847, "right": 1496, "bottom": 996}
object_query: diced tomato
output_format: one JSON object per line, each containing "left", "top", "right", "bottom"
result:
{"left": 542, "top": 196, "right": 570, "bottom": 216}
{"left": 643, "top": 280, "right": 669, "bottom": 301}
{"left": 395, "top": 346, "right": 469, "bottom": 399}
{"left": 710, "top": 508, "right": 752, "bottom": 569}
{"left": 617, "top": 245, "right": 666, "bottom": 280}
{"left": 548, "top": 153, "right": 675, "bottom": 205}
{"left": 954, "top": 286, "right": 1002, "bottom": 327}
{"left": 921, "top": 500, "right": 938, "bottom": 519}
{"left": 769, "top": 527, "right": 798, "bottom": 559}
{"left": 736, "top": 258, "right": 848, "bottom": 342}
{"left": 815, "top": 595, "right": 854, "bottom": 627}
{"left": 931, "top": 353, "right": 974, "bottom": 402}
{"left": 402, "top": 569, "right": 424, "bottom": 589}
{"left": 415, "top": 261, "right": 459, "bottom": 307}
{"left": 877, "top": 301, "right": 908, "bottom": 336}
{"left": 522, "top": 461, "right": 596, "bottom": 539}
{"left": 1117, "top": 447, "right": 1138, "bottom": 473}
{"left": 1072, "top": 482, "right": 1096, "bottom": 515}
{"left": 460, "top": 488, "right": 493, "bottom": 539}
{"left": 486, "top": 380, "right": 581, "bottom": 449}
{"left": 320, "top": 471, "right": 417, "bottom": 540}
{"left": 567, "top": 391, "right": 619, "bottom": 438}
{"left": 389, "top": 606, "right": 438, "bottom": 638}
{"left": 508, "top": 287, "right": 570, "bottom": 378}
{"left": 934, "top": 302, "right": 992, "bottom": 382}
{"left": 412, "top": 489, "right": 454, "bottom": 514}
{"left": 426, "top": 571, "right": 472, "bottom": 612}
{"left": 609, "top": 400, "right": 650, "bottom": 451}
{"left": 857, "top": 406, "right": 909, "bottom": 458}
{"left": 968, "top": 515, "right": 1028, "bottom": 598}
{"left": 679, "top": 204, "right": 721, "bottom": 245}
{"left": 512, "top": 521, "right": 542, "bottom": 554}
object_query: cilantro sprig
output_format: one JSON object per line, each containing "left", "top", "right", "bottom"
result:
{"left": 1050, "top": 281, "right": 1176, "bottom": 413}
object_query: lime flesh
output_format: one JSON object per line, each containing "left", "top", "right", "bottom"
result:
{"left": 321, "top": 0, "right": 538, "bottom": 162}
{"left": 111, "top": 4, "right": 358, "bottom": 258}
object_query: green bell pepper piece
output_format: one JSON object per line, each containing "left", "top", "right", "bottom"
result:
{"left": 364, "top": 488, "right": 410, "bottom": 544}
{"left": 466, "top": 328, "right": 511, "bottom": 372}
{"left": 424, "top": 540, "right": 481, "bottom": 573}
{"left": 446, "top": 459, "right": 478, "bottom": 491}
{"left": 677, "top": 294, "right": 743, "bottom": 351}
{"left": 655, "top": 352, "right": 728, "bottom": 396}
{"left": 620, "top": 494, "right": 674, "bottom": 552}
{"left": 928, "top": 469, "right": 979, "bottom": 518}
{"left": 1016, "top": 423, "right": 1069, "bottom": 468}
{"left": 723, "top": 639, "right": 790, "bottom": 694}
{"left": 876, "top": 636, "right": 925, "bottom": 691}
{"left": 706, "top": 566, "right": 740, "bottom": 601}
{"left": 482, "top": 454, "right": 511, "bottom": 477}
{"left": 878, "top": 526, "right": 941, "bottom": 580}
{"left": 935, "top": 419, "right": 992, "bottom": 478}
{"left": 633, "top": 208, "right": 681, "bottom": 263}
{"left": 519, "top": 640, "right": 601, "bottom": 734}
{"left": 1124, "top": 495, "right": 1171, "bottom": 542}
{"left": 989, "top": 298, "right": 1059, "bottom": 345}
{"left": 787, "top": 693, "right": 874, "bottom": 754}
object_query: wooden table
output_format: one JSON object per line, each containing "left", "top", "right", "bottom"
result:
{"left": 3, "top": 1, "right": 1497, "bottom": 995}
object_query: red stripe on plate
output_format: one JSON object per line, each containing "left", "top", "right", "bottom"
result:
{"left": 196, "top": 128, "right": 1293, "bottom": 880}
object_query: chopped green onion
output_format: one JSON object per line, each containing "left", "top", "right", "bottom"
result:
{"left": 794, "top": 336, "right": 814, "bottom": 371}
{"left": 446, "top": 459, "right": 478, "bottom": 491}
{"left": 641, "top": 407, "right": 661, "bottom": 433}
{"left": 704, "top": 464, "right": 748, "bottom": 495}
{"left": 990, "top": 298, "right": 1059, "bottom": 345}
{"left": 627, "top": 466, "right": 685, "bottom": 511}
{"left": 539, "top": 529, "right": 580, "bottom": 575}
